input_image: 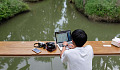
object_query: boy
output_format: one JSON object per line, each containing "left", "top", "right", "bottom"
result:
{"left": 60, "top": 29, "right": 94, "bottom": 70}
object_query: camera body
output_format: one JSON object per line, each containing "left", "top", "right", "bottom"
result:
{"left": 34, "top": 42, "right": 56, "bottom": 52}
{"left": 46, "top": 42, "right": 56, "bottom": 52}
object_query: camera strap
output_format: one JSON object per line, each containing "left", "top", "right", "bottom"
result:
{"left": 34, "top": 43, "right": 40, "bottom": 47}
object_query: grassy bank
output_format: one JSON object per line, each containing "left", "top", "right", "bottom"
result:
{"left": 0, "top": 0, "right": 30, "bottom": 22}
{"left": 74, "top": 0, "right": 120, "bottom": 22}
{"left": 22, "top": 0, "right": 43, "bottom": 2}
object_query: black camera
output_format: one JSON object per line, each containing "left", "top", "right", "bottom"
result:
{"left": 34, "top": 42, "right": 46, "bottom": 49}
{"left": 46, "top": 42, "right": 56, "bottom": 52}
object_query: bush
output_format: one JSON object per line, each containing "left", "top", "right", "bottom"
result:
{"left": 0, "top": 0, "right": 30, "bottom": 21}
{"left": 22, "top": 0, "right": 42, "bottom": 2}
{"left": 75, "top": 0, "right": 89, "bottom": 11}
{"left": 75, "top": 0, "right": 84, "bottom": 11}
{"left": 85, "top": 0, "right": 120, "bottom": 17}
{"left": 74, "top": 0, "right": 120, "bottom": 22}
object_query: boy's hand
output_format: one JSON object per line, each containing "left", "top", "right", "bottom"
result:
{"left": 68, "top": 44, "right": 75, "bottom": 49}
{"left": 60, "top": 41, "right": 68, "bottom": 58}
{"left": 63, "top": 41, "right": 68, "bottom": 46}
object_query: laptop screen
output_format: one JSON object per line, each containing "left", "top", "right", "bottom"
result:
{"left": 56, "top": 33, "right": 68, "bottom": 43}
{"left": 55, "top": 30, "right": 72, "bottom": 43}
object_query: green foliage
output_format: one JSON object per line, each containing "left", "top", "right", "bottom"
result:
{"left": 74, "top": 0, "right": 89, "bottom": 11}
{"left": 75, "top": 0, "right": 84, "bottom": 11}
{"left": 75, "top": 0, "right": 120, "bottom": 22}
{"left": 23, "top": 0, "right": 40, "bottom": 2}
{"left": 0, "top": 0, "right": 30, "bottom": 21}
{"left": 85, "top": 0, "right": 120, "bottom": 18}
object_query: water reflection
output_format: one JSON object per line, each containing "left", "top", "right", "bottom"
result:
{"left": 0, "top": 57, "right": 67, "bottom": 70}
{"left": 93, "top": 56, "right": 120, "bottom": 70}
{"left": 0, "top": 56, "right": 120, "bottom": 70}
{"left": 115, "top": 34, "right": 120, "bottom": 38}
{"left": 3, "top": 32, "right": 12, "bottom": 41}
{"left": 54, "top": 0, "right": 68, "bottom": 32}
{"left": 0, "top": 57, "right": 28, "bottom": 70}
{"left": 95, "top": 37, "right": 99, "bottom": 41}
{"left": 0, "top": 57, "right": 54, "bottom": 70}
{"left": 34, "top": 57, "right": 54, "bottom": 62}
{"left": 34, "top": 57, "right": 54, "bottom": 70}
{"left": 21, "top": 35, "right": 25, "bottom": 41}
{"left": 18, "top": 58, "right": 30, "bottom": 70}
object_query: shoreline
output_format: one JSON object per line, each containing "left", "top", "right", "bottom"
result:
{"left": 0, "top": 10, "right": 30, "bottom": 24}
{"left": 0, "top": 0, "right": 30, "bottom": 23}
{"left": 0, "top": 0, "right": 44, "bottom": 23}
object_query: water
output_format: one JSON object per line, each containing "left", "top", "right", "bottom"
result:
{"left": 0, "top": 0, "right": 120, "bottom": 70}
{"left": 0, "top": 57, "right": 65, "bottom": 70}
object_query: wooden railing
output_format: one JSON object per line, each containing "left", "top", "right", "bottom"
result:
{"left": 0, "top": 41, "right": 119, "bottom": 56}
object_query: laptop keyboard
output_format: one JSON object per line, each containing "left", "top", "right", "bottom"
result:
{"left": 58, "top": 43, "right": 64, "bottom": 47}
{"left": 58, "top": 41, "right": 72, "bottom": 47}
{"left": 68, "top": 41, "right": 72, "bottom": 44}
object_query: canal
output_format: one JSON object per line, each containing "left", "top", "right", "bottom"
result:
{"left": 0, "top": 0, "right": 120, "bottom": 70}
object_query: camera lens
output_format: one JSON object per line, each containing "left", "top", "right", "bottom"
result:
{"left": 46, "top": 42, "right": 56, "bottom": 52}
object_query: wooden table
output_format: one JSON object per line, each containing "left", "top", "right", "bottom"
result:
{"left": 85, "top": 41, "right": 120, "bottom": 55}
{"left": 0, "top": 41, "right": 60, "bottom": 56}
{"left": 0, "top": 41, "right": 120, "bottom": 56}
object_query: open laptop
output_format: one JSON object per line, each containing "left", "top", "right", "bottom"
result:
{"left": 55, "top": 30, "right": 72, "bottom": 50}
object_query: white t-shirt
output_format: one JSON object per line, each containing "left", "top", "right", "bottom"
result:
{"left": 61, "top": 45, "right": 94, "bottom": 70}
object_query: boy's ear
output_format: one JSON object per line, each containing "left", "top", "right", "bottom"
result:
{"left": 72, "top": 40, "right": 74, "bottom": 43}
{"left": 72, "top": 40, "right": 75, "bottom": 45}
{"left": 72, "top": 40, "right": 77, "bottom": 47}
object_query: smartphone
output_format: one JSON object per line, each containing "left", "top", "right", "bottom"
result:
{"left": 32, "top": 48, "right": 41, "bottom": 53}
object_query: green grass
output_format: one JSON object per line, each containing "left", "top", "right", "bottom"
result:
{"left": 74, "top": 0, "right": 120, "bottom": 22}
{"left": 0, "top": 0, "right": 30, "bottom": 21}
{"left": 75, "top": 0, "right": 84, "bottom": 11}
{"left": 22, "top": 0, "right": 42, "bottom": 2}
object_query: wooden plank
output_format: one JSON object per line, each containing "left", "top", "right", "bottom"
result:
{"left": 0, "top": 41, "right": 120, "bottom": 56}
{"left": 85, "top": 41, "right": 120, "bottom": 55}
{"left": 0, "top": 41, "right": 60, "bottom": 56}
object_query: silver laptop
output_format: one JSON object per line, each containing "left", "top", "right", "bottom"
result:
{"left": 55, "top": 30, "right": 72, "bottom": 50}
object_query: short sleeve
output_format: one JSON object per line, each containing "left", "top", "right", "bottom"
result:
{"left": 61, "top": 51, "right": 68, "bottom": 63}
{"left": 92, "top": 48, "right": 94, "bottom": 58}
{"left": 89, "top": 45, "right": 94, "bottom": 59}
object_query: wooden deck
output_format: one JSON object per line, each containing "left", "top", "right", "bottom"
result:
{"left": 0, "top": 41, "right": 120, "bottom": 56}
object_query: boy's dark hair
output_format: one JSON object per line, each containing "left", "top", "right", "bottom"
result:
{"left": 71, "top": 29, "right": 87, "bottom": 47}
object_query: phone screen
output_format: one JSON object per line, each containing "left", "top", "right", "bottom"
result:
{"left": 32, "top": 48, "right": 41, "bottom": 53}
